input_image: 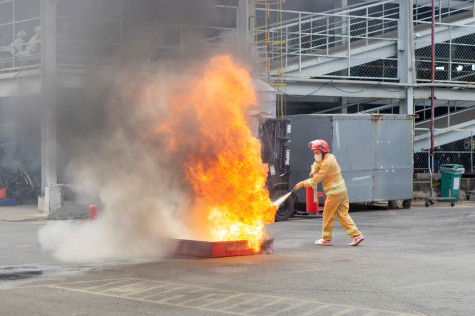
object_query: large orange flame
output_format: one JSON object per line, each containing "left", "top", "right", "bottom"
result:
{"left": 158, "top": 55, "right": 276, "bottom": 251}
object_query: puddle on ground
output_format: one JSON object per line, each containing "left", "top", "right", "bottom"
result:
{"left": 0, "top": 264, "right": 112, "bottom": 289}
{"left": 0, "top": 270, "right": 43, "bottom": 280}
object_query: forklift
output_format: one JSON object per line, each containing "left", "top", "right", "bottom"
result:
{"left": 259, "top": 117, "right": 321, "bottom": 221}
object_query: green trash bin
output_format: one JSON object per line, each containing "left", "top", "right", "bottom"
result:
{"left": 440, "top": 164, "right": 465, "bottom": 202}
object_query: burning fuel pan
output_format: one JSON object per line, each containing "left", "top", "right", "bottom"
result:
{"left": 173, "top": 238, "right": 274, "bottom": 258}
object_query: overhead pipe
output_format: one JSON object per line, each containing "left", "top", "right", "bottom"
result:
{"left": 430, "top": 0, "right": 435, "bottom": 155}
{"left": 283, "top": 77, "right": 475, "bottom": 89}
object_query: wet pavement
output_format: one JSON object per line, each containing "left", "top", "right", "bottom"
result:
{"left": 1, "top": 201, "right": 475, "bottom": 315}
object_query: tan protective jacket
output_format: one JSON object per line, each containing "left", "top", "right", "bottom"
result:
{"left": 303, "top": 153, "right": 347, "bottom": 195}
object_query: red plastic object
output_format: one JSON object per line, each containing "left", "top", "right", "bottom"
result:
{"left": 89, "top": 204, "right": 97, "bottom": 221}
{"left": 0, "top": 188, "right": 6, "bottom": 199}
{"left": 173, "top": 238, "right": 274, "bottom": 258}
{"left": 306, "top": 187, "right": 316, "bottom": 213}
{"left": 306, "top": 187, "right": 325, "bottom": 215}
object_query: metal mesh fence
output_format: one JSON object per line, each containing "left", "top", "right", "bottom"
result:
{"left": 414, "top": 0, "right": 474, "bottom": 22}
{"left": 251, "top": 0, "right": 475, "bottom": 84}
{"left": 2, "top": 0, "right": 474, "bottom": 83}
{"left": 0, "top": 0, "right": 41, "bottom": 73}
{"left": 253, "top": 4, "right": 400, "bottom": 81}
{"left": 0, "top": 0, "right": 240, "bottom": 71}
{"left": 55, "top": 0, "right": 239, "bottom": 68}
{"left": 414, "top": 22, "right": 475, "bottom": 83}
{"left": 414, "top": 128, "right": 474, "bottom": 174}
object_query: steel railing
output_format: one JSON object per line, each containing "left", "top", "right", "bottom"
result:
{"left": 0, "top": 1, "right": 239, "bottom": 74}
{"left": 252, "top": 0, "right": 475, "bottom": 83}
{"left": 0, "top": 13, "right": 41, "bottom": 73}
{"left": 253, "top": 8, "right": 399, "bottom": 79}
{"left": 414, "top": 0, "right": 474, "bottom": 22}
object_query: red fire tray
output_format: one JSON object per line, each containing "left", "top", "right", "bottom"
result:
{"left": 173, "top": 238, "right": 274, "bottom": 258}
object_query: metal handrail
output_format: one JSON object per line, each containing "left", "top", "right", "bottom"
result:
{"left": 315, "top": 98, "right": 378, "bottom": 114}
{"left": 415, "top": 105, "right": 475, "bottom": 127}
{"left": 254, "top": 0, "right": 474, "bottom": 56}
{"left": 313, "top": 0, "right": 396, "bottom": 16}
{"left": 414, "top": 19, "right": 475, "bottom": 28}
{"left": 255, "top": 0, "right": 399, "bottom": 34}
{"left": 261, "top": 14, "right": 399, "bottom": 65}
{"left": 260, "top": 8, "right": 400, "bottom": 33}
{"left": 359, "top": 102, "right": 400, "bottom": 114}
{"left": 257, "top": 5, "right": 473, "bottom": 63}
{"left": 414, "top": 0, "right": 474, "bottom": 22}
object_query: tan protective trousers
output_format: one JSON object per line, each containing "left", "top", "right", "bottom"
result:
{"left": 322, "top": 191, "right": 361, "bottom": 241}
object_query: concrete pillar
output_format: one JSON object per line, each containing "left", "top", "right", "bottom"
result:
{"left": 237, "top": 0, "right": 250, "bottom": 61}
{"left": 40, "top": 0, "right": 57, "bottom": 193}
{"left": 398, "top": 0, "right": 416, "bottom": 115}
{"left": 238, "top": 0, "right": 248, "bottom": 41}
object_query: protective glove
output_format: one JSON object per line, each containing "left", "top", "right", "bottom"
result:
{"left": 293, "top": 181, "right": 305, "bottom": 191}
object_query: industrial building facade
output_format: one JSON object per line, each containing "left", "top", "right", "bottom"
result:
{"left": 0, "top": 0, "right": 474, "bottom": 212}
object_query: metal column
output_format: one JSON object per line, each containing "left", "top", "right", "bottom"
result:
{"left": 398, "top": 0, "right": 416, "bottom": 115}
{"left": 238, "top": 0, "right": 248, "bottom": 40}
{"left": 237, "top": 0, "right": 249, "bottom": 59}
{"left": 40, "top": 0, "right": 57, "bottom": 193}
{"left": 335, "top": 0, "right": 348, "bottom": 46}
{"left": 341, "top": 97, "right": 348, "bottom": 114}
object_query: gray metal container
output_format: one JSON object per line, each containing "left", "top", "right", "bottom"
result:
{"left": 287, "top": 114, "right": 414, "bottom": 203}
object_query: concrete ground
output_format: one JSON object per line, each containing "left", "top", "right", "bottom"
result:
{"left": 1, "top": 201, "right": 475, "bottom": 315}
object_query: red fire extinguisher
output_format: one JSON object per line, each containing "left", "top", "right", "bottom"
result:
{"left": 306, "top": 187, "right": 325, "bottom": 215}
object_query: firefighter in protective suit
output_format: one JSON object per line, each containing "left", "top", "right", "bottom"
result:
{"left": 293, "top": 139, "right": 365, "bottom": 246}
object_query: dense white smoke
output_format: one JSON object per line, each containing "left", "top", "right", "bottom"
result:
{"left": 39, "top": 67, "right": 196, "bottom": 262}
{"left": 38, "top": 0, "right": 255, "bottom": 263}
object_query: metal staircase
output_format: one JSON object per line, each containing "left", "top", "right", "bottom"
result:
{"left": 251, "top": 0, "right": 475, "bottom": 164}
{"left": 414, "top": 106, "right": 475, "bottom": 151}
{"left": 254, "top": 0, "right": 475, "bottom": 80}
